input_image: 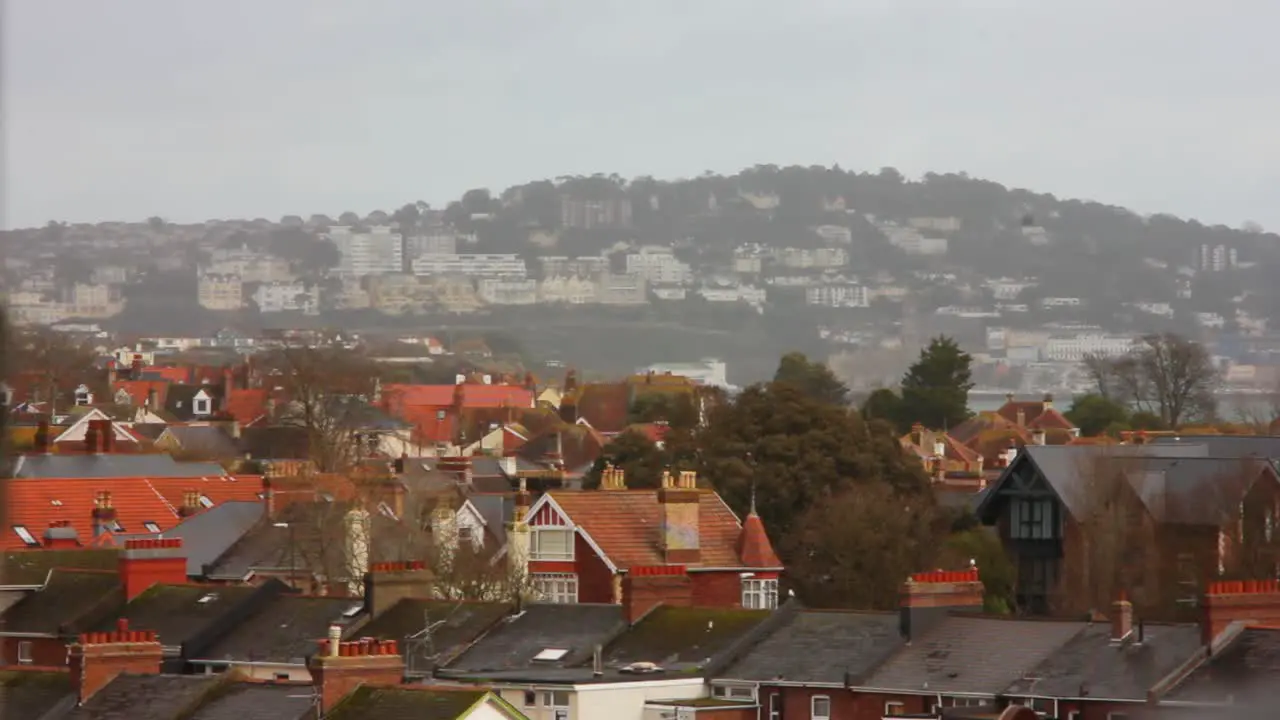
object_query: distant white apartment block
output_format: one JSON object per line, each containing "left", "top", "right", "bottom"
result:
{"left": 541, "top": 256, "right": 607, "bottom": 278}
{"left": 411, "top": 254, "right": 527, "bottom": 278}
{"left": 405, "top": 230, "right": 459, "bottom": 257}
{"left": 253, "top": 281, "right": 319, "bottom": 315}
{"left": 197, "top": 273, "right": 244, "bottom": 310}
{"left": 643, "top": 358, "right": 731, "bottom": 390}
{"left": 1044, "top": 334, "right": 1136, "bottom": 362}
{"left": 539, "top": 276, "right": 597, "bottom": 304}
{"left": 985, "top": 278, "right": 1037, "bottom": 300}
{"left": 478, "top": 279, "right": 538, "bottom": 305}
{"left": 882, "top": 224, "right": 948, "bottom": 255}
{"left": 626, "top": 246, "right": 690, "bottom": 284}
{"left": 806, "top": 283, "right": 869, "bottom": 308}
{"left": 699, "top": 283, "right": 766, "bottom": 305}
{"left": 560, "top": 197, "right": 632, "bottom": 229}
{"left": 777, "top": 247, "right": 847, "bottom": 270}
{"left": 908, "top": 216, "right": 961, "bottom": 233}
{"left": 1041, "top": 297, "right": 1083, "bottom": 309}
{"left": 811, "top": 224, "right": 853, "bottom": 244}
{"left": 328, "top": 225, "right": 404, "bottom": 277}
{"left": 597, "top": 273, "right": 647, "bottom": 305}
{"left": 1199, "top": 244, "right": 1238, "bottom": 272}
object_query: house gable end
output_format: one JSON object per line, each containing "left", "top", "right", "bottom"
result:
{"left": 527, "top": 494, "right": 618, "bottom": 573}
{"left": 976, "top": 451, "right": 1068, "bottom": 524}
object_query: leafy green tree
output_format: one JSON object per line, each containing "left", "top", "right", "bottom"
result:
{"left": 936, "top": 526, "right": 1016, "bottom": 614}
{"left": 860, "top": 388, "right": 903, "bottom": 425}
{"left": 1066, "top": 393, "right": 1131, "bottom": 437}
{"left": 773, "top": 351, "right": 849, "bottom": 406}
{"left": 897, "top": 336, "right": 973, "bottom": 431}
{"left": 583, "top": 430, "right": 672, "bottom": 490}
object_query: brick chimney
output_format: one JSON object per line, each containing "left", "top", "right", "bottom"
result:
{"left": 119, "top": 538, "right": 187, "bottom": 600}
{"left": 97, "top": 419, "right": 116, "bottom": 453}
{"left": 910, "top": 423, "right": 924, "bottom": 447}
{"left": 1202, "top": 579, "right": 1280, "bottom": 645}
{"left": 899, "top": 569, "right": 985, "bottom": 640}
{"left": 106, "top": 359, "right": 117, "bottom": 387}
{"left": 1042, "top": 393, "right": 1054, "bottom": 409}
{"left": 177, "top": 490, "right": 201, "bottom": 518}
{"left": 42, "top": 520, "right": 81, "bottom": 548}
{"left": 68, "top": 619, "right": 162, "bottom": 705}
{"left": 33, "top": 420, "right": 50, "bottom": 454}
{"left": 658, "top": 470, "right": 700, "bottom": 564}
{"left": 146, "top": 387, "right": 158, "bottom": 412}
{"left": 1032, "top": 428, "right": 1046, "bottom": 446}
{"left": 309, "top": 628, "right": 404, "bottom": 715}
{"left": 622, "top": 565, "right": 692, "bottom": 624}
{"left": 364, "top": 561, "right": 433, "bottom": 618}
{"left": 599, "top": 463, "right": 628, "bottom": 490}
{"left": 130, "top": 354, "right": 144, "bottom": 378}
{"left": 84, "top": 421, "right": 101, "bottom": 454}
{"left": 508, "top": 478, "right": 533, "bottom": 589}
{"left": 92, "top": 491, "right": 116, "bottom": 538}
{"left": 1111, "top": 592, "right": 1133, "bottom": 643}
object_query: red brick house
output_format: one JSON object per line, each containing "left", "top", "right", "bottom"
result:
{"left": 518, "top": 467, "right": 782, "bottom": 615}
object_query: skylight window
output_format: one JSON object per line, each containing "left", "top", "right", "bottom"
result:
{"left": 143, "top": 522, "right": 161, "bottom": 533}
{"left": 198, "top": 495, "right": 214, "bottom": 508}
{"left": 12, "top": 525, "right": 37, "bottom": 546}
{"left": 197, "top": 593, "right": 219, "bottom": 604}
{"left": 341, "top": 604, "right": 363, "bottom": 618}
{"left": 49, "top": 500, "right": 63, "bottom": 507}
{"left": 532, "top": 648, "right": 569, "bottom": 662}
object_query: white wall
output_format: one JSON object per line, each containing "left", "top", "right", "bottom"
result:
{"left": 497, "top": 679, "right": 706, "bottom": 720}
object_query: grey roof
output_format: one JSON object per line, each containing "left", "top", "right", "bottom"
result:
{"left": 203, "top": 501, "right": 347, "bottom": 581}
{"left": 1004, "top": 622, "right": 1202, "bottom": 701}
{"left": 443, "top": 603, "right": 627, "bottom": 675}
{"left": 601, "top": 605, "right": 772, "bottom": 674}
{"left": 11, "top": 453, "right": 229, "bottom": 479}
{"left": 88, "top": 583, "right": 268, "bottom": 649}
{"left": 161, "top": 425, "right": 241, "bottom": 458}
{"left": 327, "top": 686, "right": 491, "bottom": 720}
{"left": 0, "top": 670, "right": 73, "bottom": 720}
{"left": 1165, "top": 627, "right": 1280, "bottom": 706}
{"left": 469, "top": 494, "right": 512, "bottom": 547}
{"left": 164, "top": 501, "right": 264, "bottom": 576}
{"left": 1150, "top": 435, "right": 1280, "bottom": 459}
{"left": 187, "top": 682, "right": 314, "bottom": 720}
{"left": 857, "top": 616, "right": 1088, "bottom": 695}
{"left": 1125, "top": 457, "right": 1272, "bottom": 525}
{"left": 719, "top": 609, "right": 903, "bottom": 685}
{"left": 353, "top": 598, "right": 513, "bottom": 673}
{"left": 0, "top": 569, "right": 122, "bottom": 635}
{"left": 195, "top": 594, "right": 362, "bottom": 664}
{"left": 62, "top": 673, "right": 222, "bottom": 720}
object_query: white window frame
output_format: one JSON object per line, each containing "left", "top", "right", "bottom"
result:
{"left": 17, "top": 640, "right": 33, "bottom": 664}
{"left": 741, "top": 578, "right": 778, "bottom": 609}
{"left": 768, "top": 692, "right": 781, "bottom": 720}
{"left": 530, "top": 527, "right": 574, "bottom": 561}
{"left": 12, "top": 525, "right": 37, "bottom": 546}
{"left": 711, "top": 684, "right": 755, "bottom": 701}
{"left": 950, "top": 697, "right": 985, "bottom": 707}
{"left": 193, "top": 395, "right": 211, "bottom": 416}
{"left": 532, "top": 573, "right": 578, "bottom": 604}
{"left": 542, "top": 690, "right": 569, "bottom": 708}
{"left": 884, "top": 701, "right": 905, "bottom": 717}
{"left": 811, "top": 695, "right": 831, "bottom": 720}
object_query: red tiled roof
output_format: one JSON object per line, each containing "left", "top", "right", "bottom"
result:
{"left": 1027, "top": 407, "right": 1076, "bottom": 431}
{"left": 143, "top": 366, "right": 190, "bottom": 384}
{"left": 112, "top": 380, "right": 170, "bottom": 407}
{"left": 995, "top": 399, "right": 1077, "bottom": 432}
{"left": 3, "top": 475, "right": 264, "bottom": 549}
{"left": 402, "top": 406, "right": 455, "bottom": 445}
{"left": 383, "top": 384, "right": 534, "bottom": 415}
{"left": 545, "top": 489, "right": 768, "bottom": 569}
{"left": 569, "top": 383, "right": 631, "bottom": 433}
{"left": 737, "top": 511, "right": 782, "bottom": 568}
{"left": 223, "top": 387, "right": 270, "bottom": 424}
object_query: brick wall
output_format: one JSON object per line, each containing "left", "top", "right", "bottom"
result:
{"left": 623, "top": 566, "right": 692, "bottom": 623}
{"left": 575, "top": 534, "right": 615, "bottom": 604}
{"left": 691, "top": 570, "right": 746, "bottom": 607}
{"left": 0, "top": 636, "right": 67, "bottom": 667}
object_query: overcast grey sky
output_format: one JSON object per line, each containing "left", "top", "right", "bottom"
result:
{"left": 4, "top": 1, "right": 1279, "bottom": 229}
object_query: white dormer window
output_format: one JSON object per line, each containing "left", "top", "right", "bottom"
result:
{"left": 192, "top": 390, "right": 212, "bottom": 416}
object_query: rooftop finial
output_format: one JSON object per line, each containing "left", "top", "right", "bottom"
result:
{"left": 749, "top": 480, "right": 757, "bottom": 516}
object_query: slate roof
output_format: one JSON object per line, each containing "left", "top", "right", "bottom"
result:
{"left": 160, "top": 425, "right": 241, "bottom": 458}
{"left": 195, "top": 594, "right": 363, "bottom": 664}
{"left": 88, "top": 583, "right": 265, "bottom": 649}
{"left": 185, "top": 682, "right": 314, "bottom": 720}
{"left": 11, "top": 453, "right": 229, "bottom": 479}
{"left": 4, "top": 475, "right": 264, "bottom": 550}
{"left": 2, "top": 547, "right": 119, "bottom": 586}
{"left": 1150, "top": 435, "right": 1280, "bottom": 460}
{"left": 469, "top": 494, "right": 512, "bottom": 547}
{"left": 156, "top": 501, "right": 264, "bottom": 577}
{"left": 1004, "top": 622, "right": 1202, "bottom": 700}
{"left": 61, "top": 673, "right": 222, "bottom": 720}
{"left": 326, "top": 686, "right": 494, "bottom": 720}
{"left": 165, "top": 384, "right": 223, "bottom": 422}
{"left": 202, "top": 502, "right": 345, "bottom": 582}
{"left": 1125, "top": 457, "right": 1274, "bottom": 525}
{"left": 856, "top": 616, "right": 1088, "bottom": 695}
{"left": 239, "top": 426, "right": 311, "bottom": 460}
{"left": 353, "top": 598, "right": 512, "bottom": 671}
{"left": 719, "top": 609, "right": 903, "bottom": 685}
{"left": 600, "top": 606, "right": 771, "bottom": 673}
{"left": 1164, "top": 627, "right": 1280, "bottom": 705}
{"left": 0, "top": 670, "right": 73, "bottom": 719}
{"left": 443, "top": 603, "right": 627, "bottom": 675}
{"left": 543, "top": 489, "right": 774, "bottom": 570}
{"left": 0, "top": 569, "right": 122, "bottom": 635}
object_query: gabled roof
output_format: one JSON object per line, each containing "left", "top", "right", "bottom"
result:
{"left": 1004, "top": 621, "right": 1202, "bottom": 701}
{"left": 0, "top": 568, "right": 122, "bottom": 635}
{"left": 221, "top": 387, "right": 270, "bottom": 425}
{"left": 382, "top": 383, "right": 534, "bottom": 412}
{"left": 4, "top": 475, "right": 263, "bottom": 550}
{"left": 0, "top": 670, "right": 73, "bottom": 719}
{"left": 1163, "top": 626, "right": 1280, "bottom": 706}
{"left": 856, "top": 615, "right": 1088, "bottom": 695}
{"left": 12, "top": 453, "right": 229, "bottom": 479}
{"left": 718, "top": 609, "right": 902, "bottom": 685}
{"left": 536, "top": 489, "right": 777, "bottom": 570}
{"left": 194, "top": 594, "right": 364, "bottom": 665}
{"left": 145, "top": 500, "right": 264, "bottom": 577}
{"left": 996, "top": 397, "right": 1076, "bottom": 432}
{"left": 88, "top": 582, "right": 275, "bottom": 650}
{"left": 442, "top": 603, "right": 627, "bottom": 676}
{"left": 157, "top": 425, "right": 240, "bottom": 459}
{"left": 112, "top": 379, "right": 170, "bottom": 408}
{"left": 601, "top": 605, "right": 771, "bottom": 673}
{"left": 2, "top": 547, "right": 119, "bottom": 586}
{"left": 51, "top": 409, "right": 139, "bottom": 446}
{"left": 352, "top": 598, "right": 513, "bottom": 671}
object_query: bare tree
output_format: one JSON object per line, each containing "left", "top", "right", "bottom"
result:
{"left": 263, "top": 346, "right": 384, "bottom": 473}
{"left": 1083, "top": 333, "right": 1219, "bottom": 427}
{"left": 8, "top": 327, "right": 100, "bottom": 414}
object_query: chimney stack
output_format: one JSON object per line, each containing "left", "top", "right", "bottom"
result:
{"left": 177, "top": 491, "right": 201, "bottom": 518}
{"left": 910, "top": 423, "right": 924, "bottom": 447}
{"left": 69, "top": 619, "right": 162, "bottom": 705}
{"left": 658, "top": 470, "right": 701, "bottom": 563}
{"left": 106, "top": 359, "right": 117, "bottom": 387}
{"left": 34, "top": 420, "right": 50, "bottom": 454}
{"left": 1016, "top": 407, "right": 1027, "bottom": 428}
{"left": 1111, "top": 592, "right": 1134, "bottom": 643}
{"left": 309, "top": 633, "right": 405, "bottom": 716}
{"left": 42, "top": 520, "right": 81, "bottom": 548}
{"left": 92, "top": 491, "right": 116, "bottom": 538}
{"left": 119, "top": 538, "right": 187, "bottom": 600}
{"left": 899, "top": 569, "right": 985, "bottom": 641}
{"left": 131, "top": 354, "right": 144, "bottom": 378}
{"left": 1202, "top": 580, "right": 1280, "bottom": 645}
{"left": 84, "top": 421, "right": 101, "bottom": 454}
{"left": 1042, "top": 393, "right": 1054, "bottom": 409}
{"left": 508, "top": 478, "right": 533, "bottom": 592}
{"left": 1032, "top": 428, "right": 1046, "bottom": 446}
{"left": 600, "top": 463, "right": 628, "bottom": 490}
{"left": 97, "top": 420, "right": 115, "bottom": 453}
{"left": 622, "top": 565, "right": 692, "bottom": 624}
{"left": 363, "top": 561, "right": 433, "bottom": 618}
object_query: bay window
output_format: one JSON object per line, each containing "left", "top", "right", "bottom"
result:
{"left": 742, "top": 578, "right": 778, "bottom": 609}
{"left": 532, "top": 573, "right": 578, "bottom": 604}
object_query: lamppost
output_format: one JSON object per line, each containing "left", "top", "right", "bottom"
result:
{"left": 274, "top": 522, "right": 296, "bottom": 589}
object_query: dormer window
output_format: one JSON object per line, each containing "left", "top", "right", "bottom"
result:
{"left": 192, "top": 391, "right": 212, "bottom": 416}
{"left": 73, "top": 385, "right": 93, "bottom": 406}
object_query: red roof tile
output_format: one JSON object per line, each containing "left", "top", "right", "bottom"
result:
{"left": 3, "top": 475, "right": 264, "bottom": 549}
{"left": 222, "top": 387, "right": 270, "bottom": 424}
{"left": 112, "top": 380, "right": 170, "bottom": 408}
{"left": 383, "top": 384, "right": 534, "bottom": 415}
{"left": 545, "top": 489, "right": 769, "bottom": 569}
{"left": 143, "top": 366, "right": 190, "bottom": 384}
{"left": 737, "top": 511, "right": 782, "bottom": 568}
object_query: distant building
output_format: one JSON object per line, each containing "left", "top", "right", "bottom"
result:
{"left": 1199, "top": 243, "right": 1238, "bottom": 272}
{"left": 328, "top": 225, "right": 404, "bottom": 277}
{"left": 560, "top": 197, "right": 632, "bottom": 229}
{"left": 411, "top": 254, "right": 526, "bottom": 278}
{"left": 253, "top": 281, "right": 319, "bottom": 315}
{"left": 197, "top": 273, "right": 244, "bottom": 311}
